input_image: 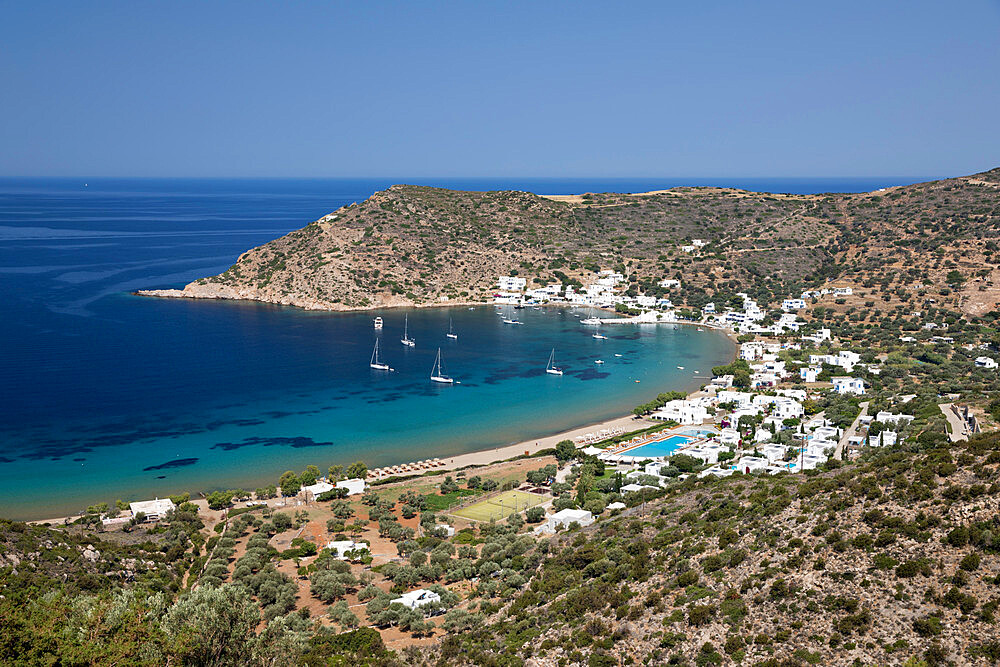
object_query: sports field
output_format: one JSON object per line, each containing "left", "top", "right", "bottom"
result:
{"left": 450, "top": 489, "right": 547, "bottom": 522}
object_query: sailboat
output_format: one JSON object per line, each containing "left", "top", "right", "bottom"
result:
{"left": 545, "top": 349, "right": 564, "bottom": 375}
{"left": 369, "top": 339, "right": 392, "bottom": 371}
{"left": 581, "top": 308, "right": 602, "bottom": 325}
{"left": 446, "top": 318, "right": 458, "bottom": 340}
{"left": 592, "top": 323, "right": 608, "bottom": 340}
{"left": 401, "top": 314, "right": 415, "bottom": 347}
{"left": 430, "top": 348, "right": 454, "bottom": 383}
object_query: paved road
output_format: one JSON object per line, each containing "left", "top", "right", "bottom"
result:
{"left": 939, "top": 403, "right": 970, "bottom": 442}
{"left": 835, "top": 401, "right": 869, "bottom": 461}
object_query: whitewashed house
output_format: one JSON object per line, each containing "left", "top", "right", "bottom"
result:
{"left": 800, "top": 366, "right": 821, "bottom": 383}
{"left": 651, "top": 399, "right": 709, "bottom": 425}
{"left": 498, "top": 276, "right": 526, "bottom": 292}
{"left": 326, "top": 540, "right": 370, "bottom": 560}
{"left": 782, "top": 298, "right": 806, "bottom": 311}
{"left": 542, "top": 508, "right": 594, "bottom": 532}
{"left": 129, "top": 498, "right": 175, "bottom": 522}
{"left": 831, "top": 376, "right": 865, "bottom": 395}
{"left": 874, "top": 411, "right": 914, "bottom": 426}
{"left": 336, "top": 478, "right": 367, "bottom": 496}
{"left": 717, "top": 428, "right": 740, "bottom": 447}
{"left": 735, "top": 456, "right": 770, "bottom": 474}
{"left": 760, "top": 443, "right": 789, "bottom": 462}
{"left": 392, "top": 589, "right": 441, "bottom": 610}
{"left": 975, "top": 356, "right": 998, "bottom": 370}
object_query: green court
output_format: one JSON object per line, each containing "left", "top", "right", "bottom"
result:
{"left": 450, "top": 489, "right": 547, "bottom": 522}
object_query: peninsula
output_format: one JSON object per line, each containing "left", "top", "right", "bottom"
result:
{"left": 138, "top": 168, "right": 1000, "bottom": 321}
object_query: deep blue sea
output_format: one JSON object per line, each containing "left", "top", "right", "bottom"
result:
{"left": 0, "top": 176, "right": 922, "bottom": 519}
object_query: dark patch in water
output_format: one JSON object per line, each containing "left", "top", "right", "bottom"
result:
{"left": 211, "top": 436, "right": 333, "bottom": 452}
{"left": 143, "top": 457, "right": 199, "bottom": 471}
{"left": 157, "top": 475, "right": 166, "bottom": 479}
{"left": 73, "top": 458, "right": 85, "bottom": 462}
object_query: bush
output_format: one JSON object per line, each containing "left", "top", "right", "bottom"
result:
{"left": 959, "top": 552, "right": 981, "bottom": 572}
{"left": 526, "top": 507, "right": 545, "bottom": 523}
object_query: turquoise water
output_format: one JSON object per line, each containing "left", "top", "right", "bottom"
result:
{"left": 624, "top": 435, "right": 694, "bottom": 458}
{"left": 0, "top": 178, "right": 740, "bottom": 520}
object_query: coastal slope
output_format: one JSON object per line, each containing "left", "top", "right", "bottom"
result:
{"left": 138, "top": 168, "right": 1000, "bottom": 313}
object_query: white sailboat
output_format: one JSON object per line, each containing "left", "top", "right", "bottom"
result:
{"left": 581, "top": 307, "right": 602, "bottom": 326}
{"left": 592, "top": 323, "right": 608, "bottom": 340}
{"left": 446, "top": 318, "right": 458, "bottom": 340}
{"left": 430, "top": 348, "right": 454, "bottom": 383}
{"left": 369, "top": 339, "right": 392, "bottom": 371}
{"left": 545, "top": 349, "right": 564, "bottom": 375}
{"left": 401, "top": 314, "right": 415, "bottom": 347}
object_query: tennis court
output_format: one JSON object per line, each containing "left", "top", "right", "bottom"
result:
{"left": 450, "top": 489, "right": 547, "bottom": 522}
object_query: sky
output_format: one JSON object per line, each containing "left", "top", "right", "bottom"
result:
{"left": 1, "top": 1, "right": 998, "bottom": 178}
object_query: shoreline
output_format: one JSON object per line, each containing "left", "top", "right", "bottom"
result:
{"left": 23, "top": 318, "right": 736, "bottom": 525}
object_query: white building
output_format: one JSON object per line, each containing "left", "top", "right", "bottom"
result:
{"left": 874, "top": 411, "right": 914, "bottom": 426}
{"left": 703, "top": 302, "right": 716, "bottom": 314}
{"left": 541, "top": 508, "right": 594, "bottom": 532}
{"left": 302, "top": 481, "right": 335, "bottom": 498}
{"left": 391, "top": 589, "right": 441, "bottom": 610}
{"left": 434, "top": 524, "right": 456, "bottom": 537}
{"left": 782, "top": 298, "right": 806, "bottom": 311}
{"left": 717, "top": 428, "right": 740, "bottom": 447}
{"left": 651, "top": 399, "right": 709, "bottom": 425}
{"left": 831, "top": 376, "right": 865, "bottom": 395}
{"left": 129, "top": 498, "right": 175, "bottom": 522}
{"left": 659, "top": 279, "right": 681, "bottom": 289}
{"left": 717, "top": 391, "right": 754, "bottom": 408}
{"left": 498, "top": 276, "right": 527, "bottom": 292}
{"left": 326, "top": 540, "right": 370, "bottom": 560}
{"left": 735, "top": 456, "right": 770, "bottom": 474}
{"left": 760, "top": 443, "right": 789, "bottom": 462}
{"left": 975, "top": 356, "right": 998, "bottom": 370}
{"left": 336, "top": 478, "right": 367, "bottom": 496}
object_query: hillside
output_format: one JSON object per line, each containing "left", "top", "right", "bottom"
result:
{"left": 3, "top": 433, "right": 1000, "bottom": 666}
{"left": 138, "top": 169, "right": 1000, "bottom": 315}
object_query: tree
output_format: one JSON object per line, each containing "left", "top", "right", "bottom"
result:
{"left": 299, "top": 465, "right": 321, "bottom": 486}
{"left": 555, "top": 439, "right": 577, "bottom": 462}
{"left": 440, "top": 476, "right": 459, "bottom": 494}
{"left": 279, "top": 471, "right": 301, "bottom": 497}
{"left": 327, "top": 464, "right": 344, "bottom": 481}
{"left": 525, "top": 506, "right": 545, "bottom": 523}
{"left": 481, "top": 478, "right": 499, "bottom": 492}
{"left": 272, "top": 512, "right": 293, "bottom": 532}
{"left": 346, "top": 461, "right": 368, "bottom": 480}
{"left": 161, "top": 584, "right": 259, "bottom": 665}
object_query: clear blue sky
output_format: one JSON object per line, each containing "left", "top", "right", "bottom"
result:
{"left": 1, "top": 1, "right": 998, "bottom": 178}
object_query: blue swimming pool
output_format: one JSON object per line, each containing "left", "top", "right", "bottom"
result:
{"left": 625, "top": 435, "right": 694, "bottom": 458}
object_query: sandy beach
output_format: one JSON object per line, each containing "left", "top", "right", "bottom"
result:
{"left": 430, "top": 413, "right": 650, "bottom": 473}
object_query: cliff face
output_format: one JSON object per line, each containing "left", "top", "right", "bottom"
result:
{"left": 139, "top": 169, "right": 1000, "bottom": 312}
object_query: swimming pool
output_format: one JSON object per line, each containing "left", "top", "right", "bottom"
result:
{"left": 624, "top": 434, "right": 694, "bottom": 458}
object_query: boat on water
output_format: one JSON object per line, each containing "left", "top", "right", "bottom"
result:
{"left": 677, "top": 366, "right": 685, "bottom": 370}
{"left": 369, "top": 339, "right": 392, "bottom": 371}
{"left": 545, "top": 349, "right": 564, "bottom": 375}
{"left": 581, "top": 317, "right": 602, "bottom": 325}
{"left": 592, "top": 323, "right": 608, "bottom": 340}
{"left": 430, "top": 348, "right": 454, "bottom": 384}
{"left": 373, "top": 316, "right": 383, "bottom": 329}
{"left": 502, "top": 318, "right": 522, "bottom": 325}
{"left": 446, "top": 318, "right": 458, "bottom": 340}
{"left": 614, "top": 353, "right": 623, "bottom": 357}
{"left": 594, "top": 359, "right": 604, "bottom": 364}
{"left": 401, "top": 314, "right": 415, "bottom": 347}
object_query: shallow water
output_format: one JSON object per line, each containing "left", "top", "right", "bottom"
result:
{"left": 0, "top": 176, "right": 905, "bottom": 518}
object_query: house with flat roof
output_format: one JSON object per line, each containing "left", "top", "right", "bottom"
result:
{"left": 326, "top": 540, "right": 370, "bottom": 560}
{"left": 391, "top": 589, "right": 441, "bottom": 610}
{"left": 128, "top": 498, "right": 175, "bottom": 522}
{"left": 540, "top": 508, "right": 594, "bottom": 533}
{"left": 831, "top": 376, "right": 865, "bottom": 395}
{"left": 336, "top": 478, "right": 367, "bottom": 496}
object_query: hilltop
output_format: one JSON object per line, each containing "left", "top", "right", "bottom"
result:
{"left": 138, "top": 168, "right": 1000, "bottom": 317}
